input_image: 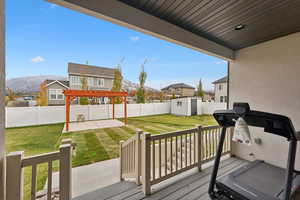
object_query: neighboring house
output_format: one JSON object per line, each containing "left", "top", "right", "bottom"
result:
{"left": 40, "top": 80, "right": 69, "bottom": 106}
{"left": 212, "top": 76, "right": 227, "bottom": 103}
{"left": 68, "top": 62, "right": 115, "bottom": 91}
{"left": 161, "top": 83, "right": 195, "bottom": 97}
{"left": 68, "top": 62, "right": 116, "bottom": 104}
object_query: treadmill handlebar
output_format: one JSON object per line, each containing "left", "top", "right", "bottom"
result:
{"left": 213, "top": 103, "right": 297, "bottom": 140}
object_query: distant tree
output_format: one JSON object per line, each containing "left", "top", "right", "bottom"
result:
{"left": 171, "top": 92, "right": 176, "bottom": 99}
{"left": 111, "top": 59, "right": 124, "bottom": 104}
{"left": 37, "top": 84, "right": 48, "bottom": 106}
{"left": 7, "top": 88, "right": 16, "bottom": 101}
{"left": 79, "top": 77, "right": 89, "bottom": 105}
{"left": 197, "top": 79, "right": 205, "bottom": 98}
{"left": 136, "top": 60, "right": 147, "bottom": 103}
{"left": 159, "top": 91, "right": 165, "bottom": 102}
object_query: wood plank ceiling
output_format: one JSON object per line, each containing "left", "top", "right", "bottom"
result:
{"left": 118, "top": 0, "right": 300, "bottom": 50}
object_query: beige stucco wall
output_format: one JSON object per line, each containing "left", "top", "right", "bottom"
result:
{"left": 230, "top": 31, "right": 300, "bottom": 169}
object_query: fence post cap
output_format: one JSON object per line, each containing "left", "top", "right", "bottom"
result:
{"left": 136, "top": 129, "right": 143, "bottom": 133}
{"left": 59, "top": 143, "right": 72, "bottom": 150}
{"left": 7, "top": 151, "right": 24, "bottom": 157}
{"left": 120, "top": 140, "right": 124, "bottom": 144}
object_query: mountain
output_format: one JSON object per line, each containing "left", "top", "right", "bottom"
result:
{"left": 6, "top": 75, "right": 158, "bottom": 94}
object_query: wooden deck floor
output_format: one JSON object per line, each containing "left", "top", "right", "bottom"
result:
{"left": 73, "top": 157, "right": 247, "bottom": 200}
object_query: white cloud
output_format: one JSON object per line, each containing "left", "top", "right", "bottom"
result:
{"left": 31, "top": 56, "right": 45, "bottom": 63}
{"left": 215, "top": 60, "right": 227, "bottom": 65}
{"left": 130, "top": 36, "right": 140, "bottom": 42}
{"left": 49, "top": 4, "right": 58, "bottom": 9}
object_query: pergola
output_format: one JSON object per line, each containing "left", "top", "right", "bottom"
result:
{"left": 63, "top": 90, "right": 128, "bottom": 132}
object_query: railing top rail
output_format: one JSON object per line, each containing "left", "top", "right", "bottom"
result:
{"left": 201, "top": 125, "right": 222, "bottom": 130}
{"left": 151, "top": 128, "right": 198, "bottom": 140}
{"left": 122, "top": 135, "right": 137, "bottom": 147}
{"left": 21, "top": 151, "right": 61, "bottom": 167}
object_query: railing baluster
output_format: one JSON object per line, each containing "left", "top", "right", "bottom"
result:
{"left": 175, "top": 136, "right": 178, "bottom": 170}
{"left": 164, "top": 138, "right": 167, "bottom": 176}
{"left": 205, "top": 130, "right": 208, "bottom": 159}
{"left": 159, "top": 139, "right": 162, "bottom": 178}
{"left": 47, "top": 161, "right": 52, "bottom": 200}
{"left": 189, "top": 133, "right": 192, "bottom": 165}
{"left": 193, "top": 132, "right": 196, "bottom": 164}
{"left": 152, "top": 140, "right": 156, "bottom": 180}
{"left": 185, "top": 134, "right": 188, "bottom": 168}
{"left": 170, "top": 137, "right": 173, "bottom": 173}
{"left": 180, "top": 135, "right": 183, "bottom": 169}
{"left": 31, "top": 164, "right": 37, "bottom": 200}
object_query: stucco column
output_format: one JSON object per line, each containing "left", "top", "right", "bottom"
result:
{"left": 0, "top": 0, "right": 5, "bottom": 199}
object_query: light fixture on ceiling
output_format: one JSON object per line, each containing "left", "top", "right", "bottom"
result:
{"left": 235, "top": 24, "right": 245, "bottom": 31}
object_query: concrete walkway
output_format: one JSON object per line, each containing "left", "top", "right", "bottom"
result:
{"left": 49, "top": 158, "right": 120, "bottom": 198}
{"left": 63, "top": 119, "right": 124, "bottom": 133}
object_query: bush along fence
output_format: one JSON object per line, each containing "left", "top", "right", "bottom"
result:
{"left": 119, "top": 125, "right": 232, "bottom": 195}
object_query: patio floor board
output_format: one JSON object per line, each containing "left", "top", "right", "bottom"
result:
{"left": 73, "top": 157, "right": 247, "bottom": 200}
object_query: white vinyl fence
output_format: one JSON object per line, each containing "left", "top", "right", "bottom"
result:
{"left": 6, "top": 102, "right": 226, "bottom": 128}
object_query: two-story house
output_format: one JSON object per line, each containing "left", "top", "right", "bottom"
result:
{"left": 212, "top": 76, "right": 228, "bottom": 103}
{"left": 68, "top": 62, "right": 115, "bottom": 91}
{"left": 40, "top": 63, "right": 116, "bottom": 105}
{"left": 161, "top": 83, "right": 195, "bottom": 98}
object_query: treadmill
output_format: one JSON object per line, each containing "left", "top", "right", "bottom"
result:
{"left": 209, "top": 103, "right": 300, "bottom": 200}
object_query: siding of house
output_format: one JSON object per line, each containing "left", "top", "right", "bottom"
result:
{"left": 214, "top": 82, "right": 227, "bottom": 102}
{"left": 230, "top": 31, "right": 300, "bottom": 169}
{"left": 47, "top": 82, "right": 67, "bottom": 105}
{"left": 162, "top": 87, "right": 195, "bottom": 97}
{"left": 69, "top": 75, "right": 114, "bottom": 91}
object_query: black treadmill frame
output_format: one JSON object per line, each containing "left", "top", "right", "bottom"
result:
{"left": 208, "top": 103, "right": 298, "bottom": 200}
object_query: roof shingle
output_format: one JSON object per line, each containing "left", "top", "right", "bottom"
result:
{"left": 161, "top": 83, "right": 195, "bottom": 90}
{"left": 68, "top": 63, "right": 115, "bottom": 78}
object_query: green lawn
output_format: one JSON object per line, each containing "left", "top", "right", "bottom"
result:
{"left": 5, "top": 114, "right": 217, "bottom": 200}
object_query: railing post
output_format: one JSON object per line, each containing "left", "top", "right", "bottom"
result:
{"left": 119, "top": 140, "right": 124, "bottom": 181}
{"left": 142, "top": 133, "right": 151, "bottom": 195}
{"left": 135, "top": 130, "right": 143, "bottom": 185}
{"left": 197, "top": 126, "right": 202, "bottom": 172}
{"left": 59, "top": 143, "right": 72, "bottom": 200}
{"left": 6, "top": 151, "right": 24, "bottom": 200}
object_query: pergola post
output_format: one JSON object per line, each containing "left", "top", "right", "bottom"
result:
{"left": 124, "top": 96, "right": 127, "bottom": 124}
{"left": 66, "top": 96, "right": 70, "bottom": 132}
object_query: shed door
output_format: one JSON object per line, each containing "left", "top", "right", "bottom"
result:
{"left": 191, "top": 99, "right": 197, "bottom": 116}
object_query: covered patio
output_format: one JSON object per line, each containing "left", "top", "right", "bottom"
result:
{"left": 2, "top": 1, "right": 300, "bottom": 200}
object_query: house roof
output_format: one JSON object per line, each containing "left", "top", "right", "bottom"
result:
{"left": 162, "top": 83, "right": 195, "bottom": 90}
{"left": 68, "top": 63, "right": 115, "bottom": 78}
{"left": 44, "top": 80, "right": 69, "bottom": 88}
{"left": 212, "top": 76, "right": 228, "bottom": 84}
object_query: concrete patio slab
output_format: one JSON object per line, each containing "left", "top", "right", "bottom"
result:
{"left": 62, "top": 119, "right": 124, "bottom": 133}
{"left": 48, "top": 158, "right": 120, "bottom": 198}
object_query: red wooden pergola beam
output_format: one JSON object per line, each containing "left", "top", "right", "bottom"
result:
{"left": 63, "top": 90, "right": 128, "bottom": 132}
{"left": 63, "top": 90, "right": 128, "bottom": 97}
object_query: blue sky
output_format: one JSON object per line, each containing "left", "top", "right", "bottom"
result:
{"left": 6, "top": 0, "right": 227, "bottom": 90}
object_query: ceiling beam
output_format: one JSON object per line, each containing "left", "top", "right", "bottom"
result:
{"left": 47, "top": 0, "right": 235, "bottom": 60}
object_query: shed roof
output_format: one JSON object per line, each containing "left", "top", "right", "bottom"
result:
{"left": 68, "top": 63, "right": 115, "bottom": 78}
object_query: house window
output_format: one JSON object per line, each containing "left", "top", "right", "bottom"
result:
{"left": 97, "top": 78, "right": 104, "bottom": 87}
{"left": 70, "top": 75, "right": 80, "bottom": 86}
{"left": 87, "top": 77, "right": 94, "bottom": 86}
{"left": 49, "top": 89, "right": 64, "bottom": 100}
{"left": 219, "top": 84, "right": 223, "bottom": 90}
{"left": 224, "top": 96, "right": 227, "bottom": 103}
{"left": 220, "top": 96, "right": 224, "bottom": 102}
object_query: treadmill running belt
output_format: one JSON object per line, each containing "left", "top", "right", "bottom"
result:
{"left": 216, "top": 160, "right": 287, "bottom": 200}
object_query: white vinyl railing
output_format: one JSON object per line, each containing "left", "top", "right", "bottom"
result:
{"left": 6, "top": 140, "right": 73, "bottom": 200}
{"left": 120, "top": 126, "right": 232, "bottom": 195}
